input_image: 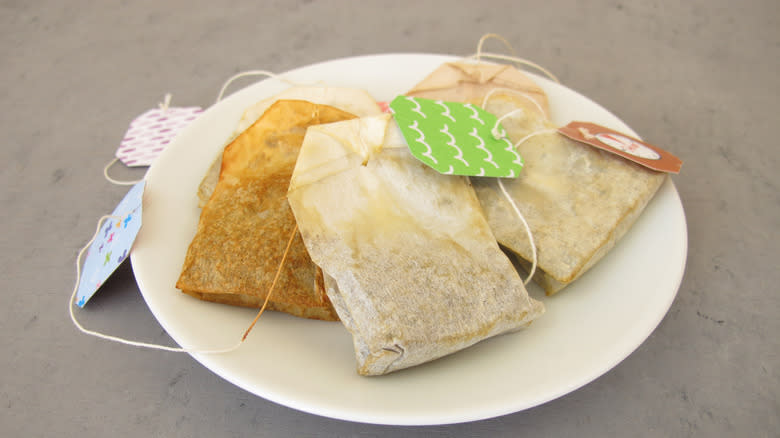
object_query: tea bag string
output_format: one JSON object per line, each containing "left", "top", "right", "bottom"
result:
{"left": 471, "top": 33, "right": 561, "bottom": 84}
{"left": 493, "top": 128, "right": 557, "bottom": 285}
{"left": 483, "top": 87, "right": 549, "bottom": 120}
{"left": 484, "top": 93, "right": 559, "bottom": 285}
{"left": 468, "top": 52, "right": 561, "bottom": 85}
{"left": 468, "top": 33, "right": 561, "bottom": 96}
{"left": 103, "top": 93, "right": 174, "bottom": 186}
{"left": 103, "top": 159, "right": 144, "bottom": 186}
{"left": 475, "top": 33, "right": 518, "bottom": 60}
{"left": 69, "top": 214, "right": 298, "bottom": 353}
{"left": 215, "top": 70, "right": 314, "bottom": 103}
{"left": 240, "top": 224, "right": 298, "bottom": 340}
{"left": 495, "top": 179, "right": 536, "bottom": 284}
{"left": 466, "top": 33, "right": 556, "bottom": 84}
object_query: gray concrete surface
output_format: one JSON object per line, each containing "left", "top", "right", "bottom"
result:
{"left": 1, "top": 1, "right": 777, "bottom": 436}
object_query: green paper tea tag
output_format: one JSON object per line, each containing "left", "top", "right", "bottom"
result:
{"left": 390, "top": 96, "right": 523, "bottom": 178}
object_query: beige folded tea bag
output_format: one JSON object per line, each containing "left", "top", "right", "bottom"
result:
{"left": 472, "top": 127, "right": 667, "bottom": 294}
{"left": 287, "top": 114, "right": 544, "bottom": 375}
{"left": 409, "top": 61, "right": 667, "bottom": 294}
{"left": 198, "top": 86, "right": 382, "bottom": 206}
{"left": 406, "top": 60, "right": 550, "bottom": 118}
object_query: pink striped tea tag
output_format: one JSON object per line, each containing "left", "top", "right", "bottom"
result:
{"left": 116, "top": 100, "right": 202, "bottom": 167}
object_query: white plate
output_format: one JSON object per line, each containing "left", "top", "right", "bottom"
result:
{"left": 132, "top": 54, "right": 687, "bottom": 425}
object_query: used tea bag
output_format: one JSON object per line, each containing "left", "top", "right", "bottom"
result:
{"left": 474, "top": 118, "right": 667, "bottom": 294}
{"left": 406, "top": 60, "right": 551, "bottom": 161}
{"left": 287, "top": 114, "right": 544, "bottom": 375}
{"left": 406, "top": 60, "right": 550, "bottom": 119}
{"left": 409, "top": 61, "right": 667, "bottom": 294}
{"left": 176, "top": 100, "right": 358, "bottom": 321}
{"left": 198, "top": 87, "right": 382, "bottom": 207}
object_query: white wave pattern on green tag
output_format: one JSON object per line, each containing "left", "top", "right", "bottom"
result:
{"left": 390, "top": 95, "right": 523, "bottom": 178}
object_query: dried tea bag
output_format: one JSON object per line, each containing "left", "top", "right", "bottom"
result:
{"left": 408, "top": 61, "right": 667, "bottom": 294}
{"left": 176, "top": 100, "right": 358, "bottom": 321}
{"left": 287, "top": 114, "right": 544, "bottom": 375}
{"left": 473, "top": 131, "right": 667, "bottom": 294}
{"left": 406, "top": 60, "right": 550, "bottom": 120}
{"left": 406, "top": 60, "right": 551, "bottom": 157}
{"left": 198, "top": 87, "right": 382, "bottom": 206}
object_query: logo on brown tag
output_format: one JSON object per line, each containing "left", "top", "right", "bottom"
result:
{"left": 558, "top": 121, "right": 682, "bottom": 174}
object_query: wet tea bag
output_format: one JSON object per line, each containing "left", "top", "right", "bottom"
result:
{"left": 287, "top": 114, "right": 544, "bottom": 375}
{"left": 176, "top": 100, "right": 358, "bottom": 321}
{"left": 408, "top": 61, "right": 667, "bottom": 294}
{"left": 198, "top": 87, "right": 382, "bottom": 206}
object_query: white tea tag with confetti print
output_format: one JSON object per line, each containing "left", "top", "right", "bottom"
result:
{"left": 75, "top": 181, "right": 145, "bottom": 307}
{"left": 115, "top": 95, "right": 202, "bottom": 167}
{"left": 389, "top": 95, "right": 523, "bottom": 178}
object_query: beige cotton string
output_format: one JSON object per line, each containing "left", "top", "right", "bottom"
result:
{"left": 474, "top": 33, "right": 518, "bottom": 59}
{"left": 214, "top": 70, "right": 313, "bottom": 103}
{"left": 468, "top": 33, "right": 561, "bottom": 85}
{"left": 103, "top": 157, "right": 144, "bottom": 186}
{"left": 493, "top": 128, "right": 560, "bottom": 285}
{"left": 483, "top": 84, "right": 560, "bottom": 286}
{"left": 469, "top": 52, "right": 561, "bottom": 84}
{"left": 483, "top": 87, "right": 549, "bottom": 120}
{"left": 102, "top": 93, "right": 173, "bottom": 186}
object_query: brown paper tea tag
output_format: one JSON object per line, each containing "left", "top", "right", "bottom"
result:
{"left": 558, "top": 121, "right": 682, "bottom": 173}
